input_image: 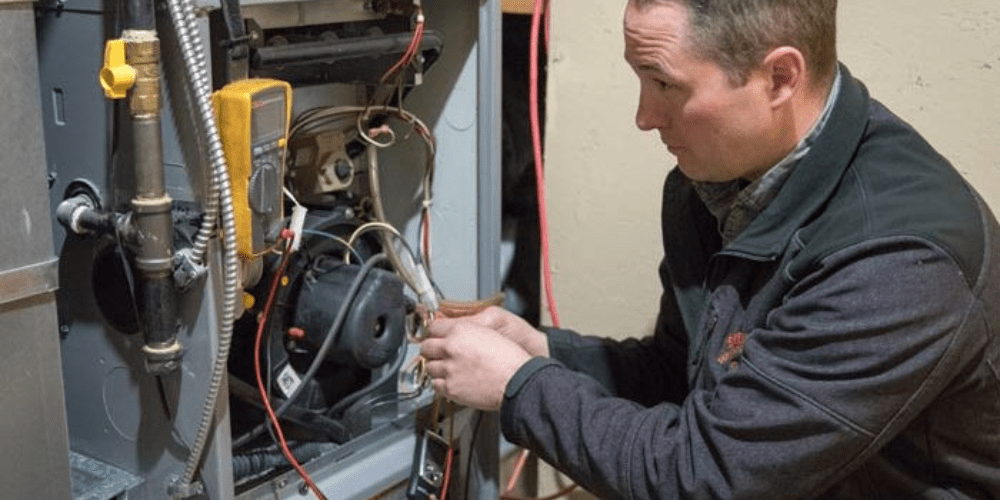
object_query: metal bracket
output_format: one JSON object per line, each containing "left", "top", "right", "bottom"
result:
{"left": 167, "top": 475, "right": 205, "bottom": 500}
{"left": 173, "top": 248, "right": 209, "bottom": 292}
{"left": 70, "top": 451, "right": 143, "bottom": 500}
{"left": 0, "top": 258, "right": 59, "bottom": 306}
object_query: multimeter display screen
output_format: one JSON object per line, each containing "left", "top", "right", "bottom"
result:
{"left": 252, "top": 94, "right": 286, "bottom": 143}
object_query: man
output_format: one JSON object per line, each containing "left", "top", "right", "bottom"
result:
{"left": 420, "top": 0, "right": 1000, "bottom": 498}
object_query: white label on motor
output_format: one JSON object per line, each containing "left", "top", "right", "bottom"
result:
{"left": 277, "top": 364, "right": 302, "bottom": 398}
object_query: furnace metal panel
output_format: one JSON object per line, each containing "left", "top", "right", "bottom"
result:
{"left": 0, "top": 3, "right": 74, "bottom": 499}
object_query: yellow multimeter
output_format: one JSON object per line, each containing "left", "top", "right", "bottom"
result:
{"left": 213, "top": 78, "right": 293, "bottom": 288}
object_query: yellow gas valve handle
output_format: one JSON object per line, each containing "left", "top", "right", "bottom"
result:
{"left": 99, "top": 39, "right": 136, "bottom": 100}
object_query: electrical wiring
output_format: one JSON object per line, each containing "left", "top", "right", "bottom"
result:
{"left": 325, "top": 342, "right": 407, "bottom": 418}
{"left": 343, "top": 7, "right": 434, "bottom": 273}
{"left": 504, "top": 449, "right": 531, "bottom": 496}
{"left": 420, "top": 204, "right": 432, "bottom": 272}
{"left": 253, "top": 237, "right": 329, "bottom": 500}
{"left": 378, "top": 8, "right": 425, "bottom": 87}
{"left": 371, "top": 6, "right": 426, "bottom": 117}
{"left": 347, "top": 219, "right": 427, "bottom": 298}
{"left": 530, "top": 0, "right": 560, "bottom": 329}
{"left": 233, "top": 253, "right": 391, "bottom": 449}
{"left": 441, "top": 443, "right": 456, "bottom": 500}
{"left": 300, "top": 229, "right": 363, "bottom": 264}
{"left": 346, "top": 221, "right": 403, "bottom": 249}
{"left": 287, "top": 105, "right": 436, "bottom": 205}
{"left": 499, "top": 450, "right": 579, "bottom": 500}
{"left": 287, "top": 105, "right": 436, "bottom": 283}
{"left": 499, "top": 4, "right": 582, "bottom": 500}
{"left": 359, "top": 122, "right": 398, "bottom": 149}
{"left": 464, "top": 411, "right": 484, "bottom": 500}
{"left": 363, "top": 147, "right": 425, "bottom": 293}
{"left": 283, "top": 186, "right": 301, "bottom": 207}
{"left": 439, "top": 401, "right": 456, "bottom": 500}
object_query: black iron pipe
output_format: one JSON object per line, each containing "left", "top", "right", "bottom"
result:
{"left": 137, "top": 276, "right": 178, "bottom": 348}
{"left": 125, "top": 0, "right": 155, "bottom": 31}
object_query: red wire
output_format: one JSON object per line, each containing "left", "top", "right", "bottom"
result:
{"left": 502, "top": 4, "right": 572, "bottom": 498}
{"left": 530, "top": 0, "right": 560, "bottom": 327}
{"left": 253, "top": 240, "right": 330, "bottom": 500}
{"left": 422, "top": 210, "right": 431, "bottom": 266}
{"left": 439, "top": 445, "right": 455, "bottom": 500}
{"left": 381, "top": 15, "right": 426, "bottom": 85}
{"left": 504, "top": 449, "right": 531, "bottom": 495}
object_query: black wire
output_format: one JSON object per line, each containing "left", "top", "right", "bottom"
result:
{"left": 326, "top": 342, "right": 407, "bottom": 418}
{"left": 264, "top": 313, "right": 280, "bottom": 446}
{"left": 155, "top": 375, "right": 174, "bottom": 420}
{"left": 114, "top": 229, "right": 143, "bottom": 335}
{"left": 232, "top": 253, "right": 390, "bottom": 448}
{"left": 465, "top": 411, "right": 484, "bottom": 500}
{"left": 301, "top": 229, "right": 365, "bottom": 264}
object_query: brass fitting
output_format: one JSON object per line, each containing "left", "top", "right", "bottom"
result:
{"left": 122, "top": 30, "right": 161, "bottom": 117}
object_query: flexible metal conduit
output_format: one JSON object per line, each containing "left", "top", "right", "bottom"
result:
{"left": 162, "top": 0, "right": 241, "bottom": 488}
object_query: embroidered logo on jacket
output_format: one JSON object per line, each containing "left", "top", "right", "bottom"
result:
{"left": 717, "top": 331, "right": 747, "bottom": 369}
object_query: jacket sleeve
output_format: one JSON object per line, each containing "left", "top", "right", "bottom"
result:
{"left": 545, "top": 268, "right": 691, "bottom": 407}
{"left": 542, "top": 168, "right": 712, "bottom": 408}
{"left": 501, "top": 240, "right": 981, "bottom": 500}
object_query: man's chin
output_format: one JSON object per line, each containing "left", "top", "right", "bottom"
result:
{"left": 675, "top": 162, "right": 733, "bottom": 184}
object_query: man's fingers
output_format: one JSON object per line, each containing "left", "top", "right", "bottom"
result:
{"left": 424, "top": 359, "right": 447, "bottom": 379}
{"left": 464, "top": 306, "right": 507, "bottom": 329}
{"left": 431, "top": 378, "right": 446, "bottom": 397}
{"left": 420, "top": 337, "right": 446, "bottom": 359}
{"left": 427, "top": 307, "right": 505, "bottom": 338}
{"left": 425, "top": 316, "right": 460, "bottom": 339}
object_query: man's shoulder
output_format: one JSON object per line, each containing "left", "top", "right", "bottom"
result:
{"left": 802, "top": 101, "right": 988, "bottom": 283}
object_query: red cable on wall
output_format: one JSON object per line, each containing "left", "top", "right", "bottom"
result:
{"left": 530, "top": 0, "right": 560, "bottom": 328}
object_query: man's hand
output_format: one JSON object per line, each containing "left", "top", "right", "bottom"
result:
{"left": 421, "top": 317, "right": 533, "bottom": 411}
{"left": 450, "top": 306, "right": 550, "bottom": 358}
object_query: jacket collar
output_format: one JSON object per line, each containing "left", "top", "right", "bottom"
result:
{"left": 720, "top": 63, "right": 872, "bottom": 260}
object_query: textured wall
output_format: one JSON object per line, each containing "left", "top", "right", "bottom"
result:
{"left": 544, "top": 0, "right": 1000, "bottom": 339}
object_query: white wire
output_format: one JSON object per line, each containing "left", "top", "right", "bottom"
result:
{"left": 347, "top": 221, "right": 404, "bottom": 249}
{"left": 283, "top": 186, "right": 301, "bottom": 207}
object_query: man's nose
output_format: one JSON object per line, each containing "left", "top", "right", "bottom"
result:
{"left": 635, "top": 93, "right": 665, "bottom": 132}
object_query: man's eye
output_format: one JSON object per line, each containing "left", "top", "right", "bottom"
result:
{"left": 654, "top": 79, "right": 674, "bottom": 91}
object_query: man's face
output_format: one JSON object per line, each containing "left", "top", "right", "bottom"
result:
{"left": 624, "top": 1, "right": 780, "bottom": 182}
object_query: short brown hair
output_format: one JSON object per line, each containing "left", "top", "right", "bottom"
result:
{"left": 632, "top": 0, "right": 838, "bottom": 87}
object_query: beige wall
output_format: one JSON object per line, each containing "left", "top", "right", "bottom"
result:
{"left": 544, "top": 0, "right": 1000, "bottom": 339}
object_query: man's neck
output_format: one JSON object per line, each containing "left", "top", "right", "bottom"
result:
{"left": 793, "top": 76, "right": 837, "bottom": 146}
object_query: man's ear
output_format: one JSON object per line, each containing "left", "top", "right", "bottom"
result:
{"left": 760, "top": 46, "right": 806, "bottom": 108}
